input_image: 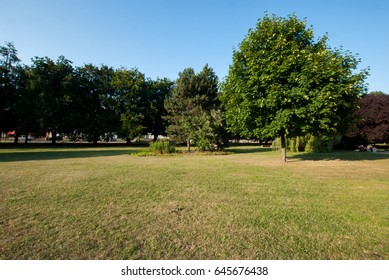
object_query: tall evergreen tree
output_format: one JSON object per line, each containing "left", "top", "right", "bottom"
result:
{"left": 165, "top": 65, "right": 226, "bottom": 151}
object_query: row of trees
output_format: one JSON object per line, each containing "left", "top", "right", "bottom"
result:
{"left": 1, "top": 14, "right": 387, "bottom": 160}
{"left": 0, "top": 42, "right": 227, "bottom": 149}
{"left": 0, "top": 42, "right": 174, "bottom": 144}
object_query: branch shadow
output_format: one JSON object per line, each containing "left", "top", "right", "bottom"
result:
{"left": 288, "top": 151, "right": 389, "bottom": 162}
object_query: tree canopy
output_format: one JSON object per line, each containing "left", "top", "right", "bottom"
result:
{"left": 348, "top": 92, "right": 389, "bottom": 144}
{"left": 221, "top": 14, "right": 368, "bottom": 161}
{"left": 0, "top": 42, "right": 174, "bottom": 145}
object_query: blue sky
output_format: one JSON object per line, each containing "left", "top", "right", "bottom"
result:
{"left": 1, "top": 0, "right": 388, "bottom": 92}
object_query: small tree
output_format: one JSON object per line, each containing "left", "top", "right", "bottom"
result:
{"left": 221, "top": 14, "right": 368, "bottom": 161}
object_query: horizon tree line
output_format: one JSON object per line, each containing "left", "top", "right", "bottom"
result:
{"left": 0, "top": 42, "right": 175, "bottom": 145}
{"left": 1, "top": 15, "right": 387, "bottom": 154}
{"left": 0, "top": 42, "right": 228, "bottom": 149}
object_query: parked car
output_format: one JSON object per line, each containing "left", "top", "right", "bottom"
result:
{"left": 19, "top": 135, "right": 33, "bottom": 141}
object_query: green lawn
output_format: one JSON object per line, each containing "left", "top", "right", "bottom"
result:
{"left": 1, "top": 145, "right": 388, "bottom": 259}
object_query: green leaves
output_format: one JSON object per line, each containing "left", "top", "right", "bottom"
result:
{"left": 111, "top": 67, "right": 169, "bottom": 141}
{"left": 165, "top": 65, "right": 227, "bottom": 151}
{"left": 221, "top": 14, "right": 368, "bottom": 159}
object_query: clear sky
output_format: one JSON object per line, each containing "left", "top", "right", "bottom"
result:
{"left": 1, "top": 0, "right": 388, "bottom": 93}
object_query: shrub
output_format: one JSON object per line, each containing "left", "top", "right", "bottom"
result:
{"left": 272, "top": 136, "right": 307, "bottom": 152}
{"left": 304, "top": 135, "right": 342, "bottom": 153}
{"left": 149, "top": 140, "right": 176, "bottom": 154}
{"left": 272, "top": 134, "right": 341, "bottom": 153}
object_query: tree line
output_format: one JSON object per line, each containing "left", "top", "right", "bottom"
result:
{"left": 0, "top": 43, "right": 175, "bottom": 145}
{"left": 0, "top": 42, "right": 227, "bottom": 149}
{"left": 1, "top": 14, "right": 387, "bottom": 159}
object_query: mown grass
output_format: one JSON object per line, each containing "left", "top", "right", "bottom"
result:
{"left": 0, "top": 145, "right": 388, "bottom": 259}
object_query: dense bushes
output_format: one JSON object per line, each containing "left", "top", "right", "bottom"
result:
{"left": 149, "top": 140, "right": 176, "bottom": 154}
{"left": 272, "top": 134, "right": 342, "bottom": 153}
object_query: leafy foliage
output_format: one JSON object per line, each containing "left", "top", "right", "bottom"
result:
{"left": 149, "top": 139, "right": 176, "bottom": 154}
{"left": 145, "top": 78, "right": 174, "bottom": 140}
{"left": 272, "top": 134, "right": 341, "bottom": 153}
{"left": 1, "top": 41, "right": 174, "bottom": 145}
{"left": 348, "top": 92, "right": 389, "bottom": 143}
{"left": 221, "top": 14, "right": 368, "bottom": 160}
{"left": 29, "top": 56, "right": 75, "bottom": 144}
{"left": 72, "top": 64, "right": 117, "bottom": 144}
{"left": 111, "top": 68, "right": 148, "bottom": 142}
{"left": 165, "top": 65, "right": 227, "bottom": 151}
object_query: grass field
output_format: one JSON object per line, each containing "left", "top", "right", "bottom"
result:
{"left": 1, "top": 145, "right": 388, "bottom": 260}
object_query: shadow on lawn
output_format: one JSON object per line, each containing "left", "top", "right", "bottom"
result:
{"left": 288, "top": 150, "right": 389, "bottom": 162}
{"left": 0, "top": 148, "right": 135, "bottom": 162}
{"left": 227, "top": 143, "right": 272, "bottom": 154}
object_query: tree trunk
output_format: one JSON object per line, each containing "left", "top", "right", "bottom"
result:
{"left": 13, "top": 130, "right": 19, "bottom": 145}
{"left": 280, "top": 133, "right": 287, "bottom": 162}
{"left": 93, "top": 134, "right": 98, "bottom": 145}
{"left": 51, "top": 130, "right": 56, "bottom": 145}
{"left": 186, "top": 139, "right": 191, "bottom": 153}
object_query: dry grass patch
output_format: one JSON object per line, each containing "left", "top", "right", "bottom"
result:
{"left": 1, "top": 146, "right": 388, "bottom": 259}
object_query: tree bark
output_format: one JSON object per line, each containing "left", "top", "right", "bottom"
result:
{"left": 280, "top": 133, "right": 287, "bottom": 162}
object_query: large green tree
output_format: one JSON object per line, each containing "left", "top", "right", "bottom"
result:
{"left": 221, "top": 14, "right": 368, "bottom": 161}
{"left": 29, "top": 56, "right": 75, "bottom": 144}
{"left": 111, "top": 67, "right": 149, "bottom": 142}
{"left": 14, "top": 65, "right": 41, "bottom": 144}
{"left": 73, "top": 64, "right": 117, "bottom": 144}
{"left": 145, "top": 78, "right": 174, "bottom": 140}
{"left": 165, "top": 65, "right": 226, "bottom": 151}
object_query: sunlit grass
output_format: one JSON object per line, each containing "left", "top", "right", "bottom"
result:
{"left": 0, "top": 145, "right": 388, "bottom": 259}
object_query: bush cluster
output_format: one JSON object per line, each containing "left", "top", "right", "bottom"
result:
{"left": 272, "top": 134, "right": 342, "bottom": 153}
{"left": 149, "top": 140, "right": 176, "bottom": 154}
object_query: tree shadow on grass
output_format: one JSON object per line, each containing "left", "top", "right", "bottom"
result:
{"left": 0, "top": 148, "right": 136, "bottom": 162}
{"left": 227, "top": 145, "right": 272, "bottom": 154}
{"left": 288, "top": 150, "right": 389, "bottom": 162}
